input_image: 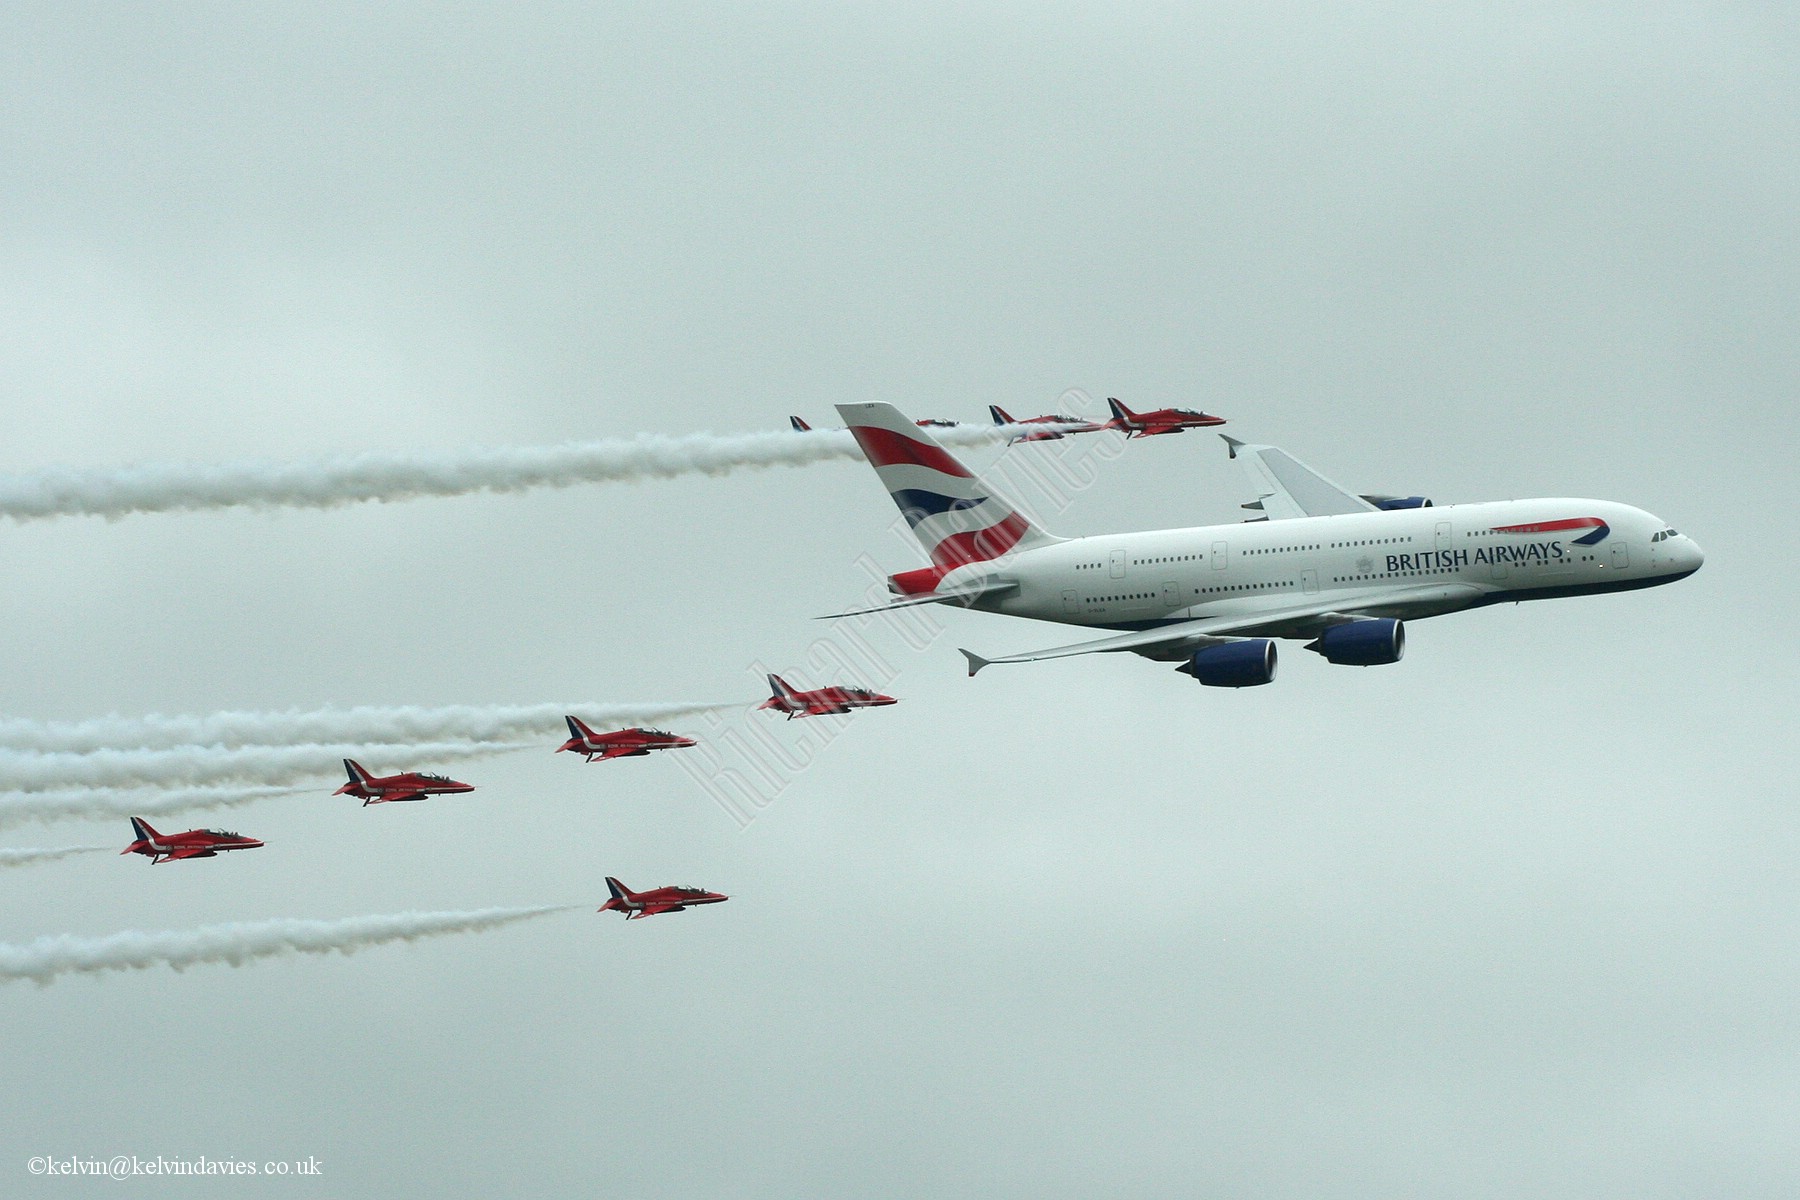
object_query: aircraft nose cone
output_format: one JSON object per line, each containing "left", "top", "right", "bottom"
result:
{"left": 1668, "top": 534, "right": 1704, "bottom": 574}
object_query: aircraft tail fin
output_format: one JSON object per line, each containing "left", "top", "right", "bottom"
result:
{"left": 604, "top": 876, "right": 631, "bottom": 903}
{"left": 342, "top": 759, "right": 371, "bottom": 786}
{"left": 128, "top": 816, "right": 158, "bottom": 845}
{"left": 833, "top": 402, "right": 1062, "bottom": 572}
{"left": 988, "top": 404, "right": 1014, "bottom": 425}
{"left": 564, "top": 715, "right": 595, "bottom": 741}
{"left": 789, "top": 416, "right": 812, "bottom": 432}
{"left": 1106, "top": 397, "right": 1136, "bottom": 423}
{"left": 767, "top": 674, "right": 798, "bottom": 703}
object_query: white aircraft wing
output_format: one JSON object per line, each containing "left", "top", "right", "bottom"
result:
{"left": 1225, "top": 436, "right": 1378, "bottom": 520}
{"left": 819, "top": 579, "right": 1018, "bottom": 619}
{"left": 959, "top": 583, "right": 1480, "bottom": 674}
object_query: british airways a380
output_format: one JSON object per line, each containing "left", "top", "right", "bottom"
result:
{"left": 829, "top": 402, "right": 1702, "bottom": 686}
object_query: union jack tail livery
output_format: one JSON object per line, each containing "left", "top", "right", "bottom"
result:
{"left": 767, "top": 674, "right": 800, "bottom": 708}
{"left": 835, "top": 402, "right": 1061, "bottom": 574}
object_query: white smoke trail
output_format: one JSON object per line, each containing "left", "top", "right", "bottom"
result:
{"left": 0, "top": 424, "right": 1034, "bottom": 522}
{"left": 0, "top": 739, "right": 533, "bottom": 793}
{"left": 0, "top": 785, "right": 306, "bottom": 831}
{"left": 0, "top": 845, "right": 109, "bottom": 868}
{"left": 0, "top": 700, "right": 740, "bottom": 755}
{"left": 0, "top": 905, "right": 578, "bottom": 986}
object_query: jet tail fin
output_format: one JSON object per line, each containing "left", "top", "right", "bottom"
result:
{"left": 789, "top": 416, "right": 812, "bottom": 432}
{"left": 605, "top": 876, "right": 630, "bottom": 903}
{"left": 988, "top": 404, "right": 1014, "bottom": 425}
{"left": 1107, "top": 397, "right": 1136, "bottom": 423}
{"left": 128, "top": 816, "right": 158, "bottom": 844}
{"left": 834, "top": 402, "right": 1062, "bottom": 571}
{"left": 343, "top": 759, "right": 371, "bottom": 786}
{"left": 564, "top": 715, "right": 595, "bottom": 741}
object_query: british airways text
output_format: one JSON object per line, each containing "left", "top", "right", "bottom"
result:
{"left": 1387, "top": 541, "right": 1564, "bottom": 572}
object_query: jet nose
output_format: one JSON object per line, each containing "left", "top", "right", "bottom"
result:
{"left": 1676, "top": 535, "right": 1705, "bottom": 574}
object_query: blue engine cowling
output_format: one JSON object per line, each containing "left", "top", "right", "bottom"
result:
{"left": 1361, "top": 494, "right": 1434, "bottom": 510}
{"left": 1306, "top": 619, "right": 1405, "bottom": 666}
{"left": 1177, "top": 639, "right": 1277, "bottom": 687}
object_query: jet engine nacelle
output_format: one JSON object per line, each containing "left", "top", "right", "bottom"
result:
{"left": 1307, "top": 619, "right": 1405, "bottom": 666}
{"left": 1177, "top": 639, "right": 1277, "bottom": 687}
{"left": 1361, "top": 494, "right": 1434, "bottom": 510}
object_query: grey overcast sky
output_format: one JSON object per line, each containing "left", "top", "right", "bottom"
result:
{"left": 2, "top": 4, "right": 1795, "bottom": 1197}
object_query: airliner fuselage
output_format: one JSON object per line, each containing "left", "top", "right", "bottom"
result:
{"left": 961, "top": 497, "right": 1700, "bottom": 641}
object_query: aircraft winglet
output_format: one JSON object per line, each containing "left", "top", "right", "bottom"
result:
{"left": 960, "top": 649, "right": 991, "bottom": 677}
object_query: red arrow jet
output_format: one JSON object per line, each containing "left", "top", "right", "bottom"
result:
{"left": 121, "top": 817, "right": 263, "bottom": 864}
{"left": 599, "top": 876, "right": 729, "bottom": 919}
{"left": 758, "top": 674, "right": 898, "bottom": 720}
{"left": 988, "top": 404, "right": 1111, "bottom": 443}
{"left": 1105, "top": 396, "right": 1227, "bottom": 437}
{"left": 558, "top": 716, "right": 697, "bottom": 762}
{"left": 334, "top": 759, "right": 475, "bottom": 806}
{"left": 791, "top": 415, "right": 959, "bottom": 432}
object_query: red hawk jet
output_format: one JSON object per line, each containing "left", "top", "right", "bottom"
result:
{"left": 121, "top": 817, "right": 263, "bottom": 864}
{"left": 791, "top": 415, "right": 958, "bottom": 432}
{"left": 334, "top": 759, "right": 475, "bottom": 806}
{"left": 599, "top": 876, "right": 729, "bottom": 920}
{"left": 1105, "top": 396, "right": 1227, "bottom": 437}
{"left": 758, "top": 674, "right": 898, "bottom": 720}
{"left": 987, "top": 404, "right": 1110, "bottom": 443}
{"left": 557, "top": 716, "right": 697, "bottom": 762}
